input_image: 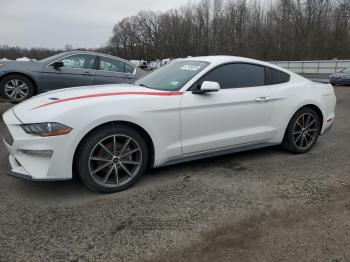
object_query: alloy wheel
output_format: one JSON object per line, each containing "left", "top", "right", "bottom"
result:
{"left": 4, "top": 79, "right": 29, "bottom": 101}
{"left": 292, "top": 113, "right": 318, "bottom": 150}
{"left": 88, "top": 134, "right": 142, "bottom": 187}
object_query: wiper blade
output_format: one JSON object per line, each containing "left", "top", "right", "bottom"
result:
{"left": 139, "top": 84, "right": 150, "bottom": 88}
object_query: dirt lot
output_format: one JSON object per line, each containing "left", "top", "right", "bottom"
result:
{"left": 0, "top": 86, "right": 349, "bottom": 262}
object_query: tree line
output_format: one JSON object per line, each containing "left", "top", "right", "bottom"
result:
{"left": 1, "top": 0, "right": 350, "bottom": 61}
{"left": 0, "top": 45, "right": 60, "bottom": 60}
{"left": 107, "top": 0, "right": 350, "bottom": 61}
{"left": 0, "top": 45, "right": 97, "bottom": 60}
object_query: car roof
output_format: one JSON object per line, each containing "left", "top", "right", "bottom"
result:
{"left": 183, "top": 55, "right": 267, "bottom": 64}
{"left": 62, "top": 50, "right": 106, "bottom": 56}
{"left": 61, "top": 51, "right": 133, "bottom": 65}
{"left": 182, "top": 55, "right": 294, "bottom": 73}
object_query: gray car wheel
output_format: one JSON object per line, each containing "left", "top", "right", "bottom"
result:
{"left": 0, "top": 74, "right": 35, "bottom": 102}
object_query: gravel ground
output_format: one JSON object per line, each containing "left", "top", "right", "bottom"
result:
{"left": 0, "top": 86, "right": 350, "bottom": 262}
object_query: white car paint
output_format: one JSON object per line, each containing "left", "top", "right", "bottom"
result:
{"left": 2, "top": 56, "right": 336, "bottom": 181}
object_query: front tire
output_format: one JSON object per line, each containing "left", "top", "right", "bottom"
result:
{"left": 0, "top": 74, "right": 35, "bottom": 102}
{"left": 282, "top": 107, "right": 321, "bottom": 154}
{"left": 77, "top": 125, "right": 149, "bottom": 193}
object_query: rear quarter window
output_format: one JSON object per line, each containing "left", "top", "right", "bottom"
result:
{"left": 265, "top": 67, "right": 290, "bottom": 85}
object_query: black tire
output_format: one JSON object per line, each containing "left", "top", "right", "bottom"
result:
{"left": 0, "top": 74, "right": 35, "bottom": 102}
{"left": 77, "top": 125, "right": 149, "bottom": 193}
{"left": 282, "top": 107, "right": 321, "bottom": 154}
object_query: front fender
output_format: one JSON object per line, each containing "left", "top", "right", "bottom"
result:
{"left": 0, "top": 70, "right": 42, "bottom": 92}
{"left": 54, "top": 100, "right": 181, "bottom": 169}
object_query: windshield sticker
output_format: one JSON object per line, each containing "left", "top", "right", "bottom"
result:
{"left": 170, "top": 81, "right": 180, "bottom": 86}
{"left": 180, "top": 65, "right": 201, "bottom": 71}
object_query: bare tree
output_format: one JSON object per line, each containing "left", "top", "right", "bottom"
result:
{"left": 106, "top": 0, "right": 350, "bottom": 61}
{"left": 2, "top": 0, "right": 350, "bottom": 61}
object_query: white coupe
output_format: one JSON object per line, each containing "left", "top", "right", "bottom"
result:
{"left": 2, "top": 56, "right": 336, "bottom": 192}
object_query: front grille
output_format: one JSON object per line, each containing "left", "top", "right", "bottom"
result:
{"left": 0, "top": 120, "right": 14, "bottom": 145}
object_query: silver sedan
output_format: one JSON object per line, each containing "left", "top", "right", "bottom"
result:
{"left": 0, "top": 51, "right": 146, "bottom": 102}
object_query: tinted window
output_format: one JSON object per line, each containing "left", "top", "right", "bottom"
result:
{"left": 198, "top": 63, "right": 265, "bottom": 89}
{"left": 265, "top": 67, "right": 290, "bottom": 85}
{"left": 99, "top": 57, "right": 125, "bottom": 73}
{"left": 60, "top": 54, "right": 95, "bottom": 69}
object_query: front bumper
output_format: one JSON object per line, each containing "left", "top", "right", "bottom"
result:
{"left": 321, "top": 112, "right": 335, "bottom": 135}
{"left": 4, "top": 140, "right": 70, "bottom": 181}
{"left": 2, "top": 109, "right": 74, "bottom": 181}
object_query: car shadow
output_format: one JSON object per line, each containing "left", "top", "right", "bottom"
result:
{"left": 144, "top": 145, "right": 287, "bottom": 180}
{"left": 2, "top": 145, "right": 286, "bottom": 204}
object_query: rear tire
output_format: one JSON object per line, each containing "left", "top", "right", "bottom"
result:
{"left": 77, "top": 125, "right": 149, "bottom": 193}
{"left": 282, "top": 107, "right": 321, "bottom": 154}
{"left": 0, "top": 74, "right": 35, "bottom": 102}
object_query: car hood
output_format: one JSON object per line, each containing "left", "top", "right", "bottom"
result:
{"left": 12, "top": 84, "right": 181, "bottom": 123}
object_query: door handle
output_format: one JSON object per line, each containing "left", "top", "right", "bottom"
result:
{"left": 83, "top": 71, "right": 93, "bottom": 76}
{"left": 255, "top": 96, "right": 270, "bottom": 102}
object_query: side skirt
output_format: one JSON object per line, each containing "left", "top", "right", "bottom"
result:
{"left": 159, "top": 142, "right": 278, "bottom": 167}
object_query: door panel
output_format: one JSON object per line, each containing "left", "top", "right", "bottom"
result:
{"left": 180, "top": 87, "right": 275, "bottom": 155}
{"left": 94, "top": 71, "right": 133, "bottom": 85}
{"left": 41, "top": 54, "right": 96, "bottom": 91}
{"left": 94, "top": 56, "right": 135, "bottom": 85}
{"left": 41, "top": 67, "right": 95, "bottom": 91}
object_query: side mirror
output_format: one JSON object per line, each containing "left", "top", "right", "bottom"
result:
{"left": 193, "top": 81, "right": 220, "bottom": 94}
{"left": 51, "top": 61, "right": 64, "bottom": 69}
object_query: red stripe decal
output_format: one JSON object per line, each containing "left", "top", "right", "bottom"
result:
{"left": 32, "top": 91, "right": 184, "bottom": 110}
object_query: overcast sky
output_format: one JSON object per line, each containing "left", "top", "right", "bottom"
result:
{"left": 1, "top": 0, "right": 199, "bottom": 49}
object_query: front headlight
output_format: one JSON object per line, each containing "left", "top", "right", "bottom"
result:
{"left": 0, "top": 63, "right": 5, "bottom": 68}
{"left": 22, "top": 122, "right": 72, "bottom": 137}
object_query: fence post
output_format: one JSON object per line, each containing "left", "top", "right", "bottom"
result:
{"left": 301, "top": 61, "right": 304, "bottom": 74}
{"left": 335, "top": 60, "right": 338, "bottom": 73}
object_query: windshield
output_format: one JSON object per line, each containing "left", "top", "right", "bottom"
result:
{"left": 135, "top": 60, "right": 210, "bottom": 91}
{"left": 341, "top": 67, "right": 350, "bottom": 74}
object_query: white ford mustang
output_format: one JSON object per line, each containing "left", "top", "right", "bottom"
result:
{"left": 2, "top": 56, "right": 336, "bottom": 192}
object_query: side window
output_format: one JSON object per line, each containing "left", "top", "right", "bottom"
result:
{"left": 198, "top": 63, "right": 265, "bottom": 89}
{"left": 60, "top": 54, "right": 95, "bottom": 69}
{"left": 125, "top": 63, "right": 135, "bottom": 74}
{"left": 99, "top": 57, "right": 125, "bottom": 73}
{"left": 265, "top": 67, "right": 290, "bottom": 85}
